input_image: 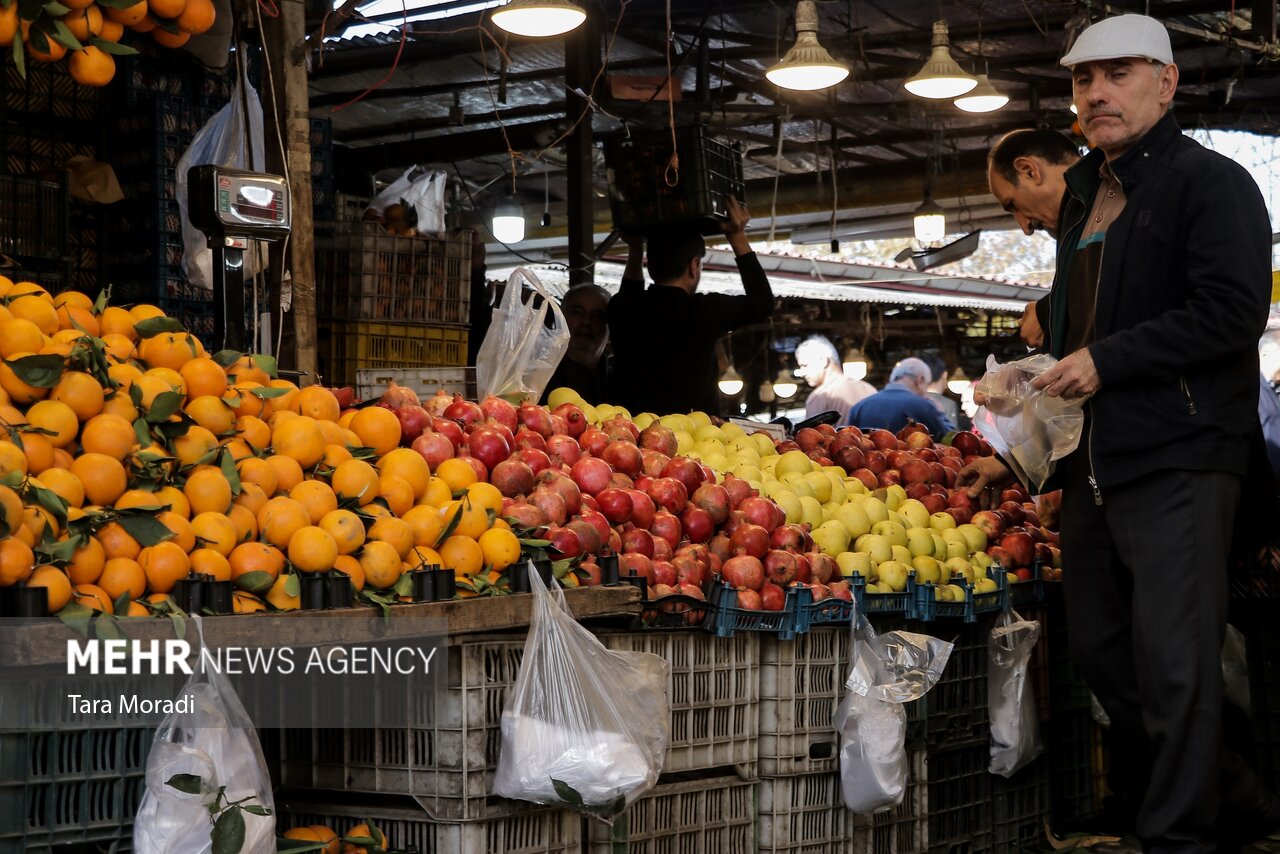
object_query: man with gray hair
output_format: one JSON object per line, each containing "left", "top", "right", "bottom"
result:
{"left": 845, "top": 356, "right": 952, "bottom": 437}
{"left": 794, "top": 336, "right": 874, "bottom": 423}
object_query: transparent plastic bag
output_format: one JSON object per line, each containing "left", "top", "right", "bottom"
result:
{"left": 367, "top": 166, "right": 447, "bottom": 232}
{"left": 972, "top": 353, "right": 1087, "bottom": 492}
{"left": 836, "top": 609, "right": 953, "bottom": 813}
{"left": 988, "top": 609, "right": 1043, "bottom": 777}
{"left": 475, "top": 268, "right": 571, "bottom": 403}
{"left": 493, "top": 563, "right": 669, "bottom": 819}
{"left": 175, "top": 77, "right": 266, "bottom": 293}
{"left": 133, "top": 616, "right": 275, "bottom": 853}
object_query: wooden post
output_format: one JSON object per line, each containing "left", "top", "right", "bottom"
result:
{"left": 262, "top": 0, "right": 317, "bottom": 383}
{"left": 564, "top": 14, "right": 599, "bottom": 287}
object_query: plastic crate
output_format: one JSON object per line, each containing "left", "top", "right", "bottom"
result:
{"left": 991, "top": 759, "right": 1050, "bottom": 851}
{"left": 793, "top": 587, "right": 855, "bottom": 631}
{"left": 1044, "top": 587, "right": 1092, "bottom": 718}
{"left": 757, "top": 628, "right": 847, "bottom": 777}
{"left": 1016, "top": 605, "right": 1052, "bottom": 725}
{"left": 0, "top": 174, "right": 68, "bottom": 262}
{"left": 356, "top": 366, "right": 475, "bottom": 402}
{"left": 1045, "top": 711, "right": 1101, "bottom": 831}
{"left": 913, "top": 572, "right": 1008, "bottom": 623}
{"left": 315, "top": 222, "right": 472, "bottom": 325}
{"left": 705, "top": 583, "right": 805, "bottom": 639}
{"left": 758, "top": 771, "right": 866, "bottom": 854}
{"left": 280, "top": 635, "right": 533, "bottom": 821}
{"left": 2, "top": 61, "right": 99, "bottom": 121}
{"left": 280, "top": 795, "right": 581, "bottom": 854}
{"left": 0, "top": 726, "right": 149, "bottom": 854}
{"left": 924, "top": 741, "right": 992, "bottom": 854}
{"left": 859, "top": 748, "right": 929, "bottom": 854}
{"left": 606, "top": 126, "right": 745, "bottom": 236}
{"left": 852, "top": 573, "right": 915, "bottom": 617}
{"left": 114, "top": 164, "right": 180, "bottom": 203}
{"left": 600, "top": 631, "right": 758, "bottom": 777}
{"left": 586, "top": 774, "right": 755, "bottom": 854}
{"left": 907, "top": 618, "right": 991, "bottom": 750}
{"left": 318, "top": 320, "right": 468, "bottom": 389}
{"left": 1008, "top": 577, "right": 1045, "bottom": 610}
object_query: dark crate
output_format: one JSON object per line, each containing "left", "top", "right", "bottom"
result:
{"left": 2, "top": 62, "right": 99, "bottom": 121}
{"left": 991, "top": 758, "right": 1050, "bottom": 851}
{"left": 1045, "top": 710, "right": 1101, "bottom": 831}
{"left": 909, "top": 617, "right": 992, "bottom": 750}
{"left": 606, "top": 126, "right": 745, "bottom": 235}
{"left": 852, "top": 573, "right": 915, "bottom": 617}
{"left": 913, "top": 572, "right": 1008, "bottom": 623}
{"left": 706, "top": 583, "right": 805, "bottom": 640}
{"left": 793, "top": 587, "right": 855, "bottom": 631}
{"left": 0, "top": 174, "right": 68, "bottom": 262}
{"left": 314, "top": 222, "right": 472, "bottom": 326}
{"left": 925, "top": 740, "right": 993, "bottom": 854}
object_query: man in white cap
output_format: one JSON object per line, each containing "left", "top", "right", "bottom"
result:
{"left": 959, "top": 14, "right": 1276, "bottom": 851}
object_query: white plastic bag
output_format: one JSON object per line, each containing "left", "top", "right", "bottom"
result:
{"left": 366, "top": 167, "right": 447, "bottom": 233}
{"left": 493, "top": 564, "right": 669, "bottom": 818}
{"left": 475, "top": 268, "right": 571, "bottom": 402}
{"left": 836, "top": 609, "right": 952, "bottom": 813}
{"left": 175, "top": 77, "right": 266, "bottom": 292}
{"left": 972, "top": 353, "right": 1087, "bottom": 492}
{"left": 988, "top": 609, "right": 1043, "bottom": 777}
{"left": 133, "top": 616, "right": 276, "bottom": 854}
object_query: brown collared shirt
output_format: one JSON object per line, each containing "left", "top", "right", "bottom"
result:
{"left": 1062, "top": 161, "right": 1127, "bottom": 355}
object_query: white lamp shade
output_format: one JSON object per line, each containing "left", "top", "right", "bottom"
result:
{"left": 766, "top": 34, "right": 849, "bottom": 91}
{"left": 491, "top": 213, "right": 525, "bottom": 244}
{"left": 954, "top": 74, "right": 1008, "bottom": 113}
{"left": 913, "top": 206, "right": 945, "bottom": 244}
{"left": 947, "top": 378, "right": 972, "bottom": 395}
{"left": 718, "top": 366, "right": 744, "bottom": 396}
{"left": 843, "top": 359, "right": 868, "bottom": 381}
{"left": 772, "top": 370, "right": 798, "bottom": 399}
{"left": 492, "top": 0, "right": 585, "bottom": 38}
{"left": 904, "top": 20, "right": 977, "bottom": 99}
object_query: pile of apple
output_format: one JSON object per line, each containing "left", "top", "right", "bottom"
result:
{"left": 381, "top": 386, "right": 853, "bottom": 616}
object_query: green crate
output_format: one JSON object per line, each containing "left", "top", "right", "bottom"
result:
{"left": 317, "top": 320, "right": 467, "bottom": 388}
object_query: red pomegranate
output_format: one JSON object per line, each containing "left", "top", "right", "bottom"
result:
{"left": 691, "top": 483, "right": 730, "bottom": 525}
{"left": 480, "top": 395, "right": 518, "bottom": 431}
{"left": 649, "top": 511, "right": 682, "bottom": 549}
{"left": 491, "top": 459, "right": 536, "bottom": 498}
{"left": 551, "top": 403, "right": 587, "bottom": 438}
{"left": 729, "top": 523, "right": 769, "bottom": 559}
{"left": 722, "top": 554, "right": 765, "bottom": 592}
{"left": 443, "top": 395, "right": 483, "bottom": 428}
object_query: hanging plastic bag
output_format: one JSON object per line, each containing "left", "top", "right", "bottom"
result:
{"left": 133, "top": 616, "right": 276, "bottom": 853}
{"left": 475, "top": 268, "right": 570, "bottom": 402}
{"left": 175, "top": 76, "right": 266, "bottom": 293}
{"left": 493, "top": 563, "right": 669, "bottom": 819}
{"left": 365, "top": 167, "right": 448, "bottom": 233}
{"left": 988, "top": 609, "right": 1043, "bottom": 777}
{"left": 836, "top": 609, "right": 952, "bottom": 813}
{"left": 972, "top": 353, "right": 1087, "bottom": 493}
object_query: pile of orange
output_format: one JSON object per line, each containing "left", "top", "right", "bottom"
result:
{"left": 0, "top": 274, "right": 523, "bottom": 617}
{"left": 283, "top": 821, "right": 386, "bottom": 852}
{"left": 1, "top": 0, "right": 217, "bottom": 88}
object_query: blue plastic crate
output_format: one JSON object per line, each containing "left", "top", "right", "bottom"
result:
{"left": 792, "top": 586, "right": 855, "bottom": 632}
{"left": 1009, "top": 576, "right": 1046, "bottom": 610}
{"left": 850, "top": 573, "right": 916, "bottom": 618}
{"left": 913, "top": 571, "right": 1008, "bottom": 623}
{"left": 706, "top": 582, "right": 805, "bottom": 639}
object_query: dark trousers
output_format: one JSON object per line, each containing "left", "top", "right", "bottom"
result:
{"left": 1059, "top": 453, "right": 1264, "bottom": 853}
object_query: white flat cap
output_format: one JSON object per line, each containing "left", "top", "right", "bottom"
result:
{"left": 1060, "top": 14, "right": 1173, "bottom": 67}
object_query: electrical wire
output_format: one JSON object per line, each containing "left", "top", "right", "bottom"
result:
{"left": 253, "top": 0, "right": 293, "bottom": 359}
{"left": 663, "top": 0, "right": 679, "bottom": 186}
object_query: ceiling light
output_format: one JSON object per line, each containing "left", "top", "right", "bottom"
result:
{"left": 947, "top": 366, "right": 971, "bottom": 395}
{"left": 491, "top": 0, "right": 585, "bottom": 38}
{"left": 718, "top": 366, "right": 744, "bottom": 396}
{"left": 765, "top": 0, "right": 849, "bottom": 91}
{"left": 491, "top": 197, "right": 525, "bottom": 244}
{"left": 842, "top": 348, "right": 869, "bottom": 381}
{"left": 772, "top": 370, "right": 798, "bottom": 400}
{"left": 904, "top": 20, "right": 977, "bottom": 99}
{"left": 953, "top": 74, "right": 1008, "bottom": 113}
{"left": 912, "top": 197, "right": 946, "bottom": 244}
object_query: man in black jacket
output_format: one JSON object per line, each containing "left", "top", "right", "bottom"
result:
{"left": 608, "top": 196, "right": 773, "bottom": 415}
{"left": 960, "top": 15, "right": 1275, "bottom": 852}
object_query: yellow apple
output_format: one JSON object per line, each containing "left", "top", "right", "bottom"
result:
{"left": 857, "top": 534, "right": 893, "bottom": 565}
{"left": 861, "top": 497, "right": 889, "bottom": 525}
{"left": 753, "top": 432, "right": 778, "bottom": 456}
{"left": 974, "top": 577, "right": 998, "bottom": 594}
{"left": 813, "top": 520, "right": 852, "bottom": 556}
{"left": 694, "top": 424, "right": 724, "bottom": 444}
{"left": 876, "top": 560, "right": 909, "bottom": 592}
{"left": 799, "top": 495, "right": 825, "bottom": 530}
{"left": 898, "top": 499, "right": 930, "bottom": 530}
{"left": 837, "top": 503, "right": 871, "bottom": 540}
{"left": 945, "top": 558, "right": 974, "bottom": 584}
{"left": 721, "top": 422, "right": 745, "bottom": 440}
{"left": 803, "top": 471, "right": 833, "bottom": 503}
{"left": 844, "top": 477, "right": 868, "bottom": 495}
{"left": 837, "top": 551, "right": 873, "bottom": 579}
{"left": 956, "top": 523, "right": 988, "bottom": 554}
{"left": 912, "top": 555, "right": 943, "bottom": 585}
{"left": 891, "top": 545, "right": 914, "bottom": 565}
{"left": 906, "top": 527, "right": 936, "bottom": 558}
{"left": 871, "top": 520, "right": 908, "bottom": 548}
{"left": 777, "top": 450, "right": 815, "bottom": 477}
{"left": 929, "top": 511, "right": 957, "bottom": 532}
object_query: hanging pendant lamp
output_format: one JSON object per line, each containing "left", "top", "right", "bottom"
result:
{"left": 905, "top": 20, "right": 977, "bottom": 99}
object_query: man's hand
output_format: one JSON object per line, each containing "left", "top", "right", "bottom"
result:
{"left": 723, "top": 196, "right": 750, "bottom": 236}
{"left": 956, "top": 456, "right": 1015, "bottom": 508}
{"left": 1033, "top": 348, "right": 1100, "bottom": 399}
{"left": 620, "top": 231, "right": 645, "bottom": 252}
{"left": 1020, "top": 302, "right": 1044, "bottom": 348}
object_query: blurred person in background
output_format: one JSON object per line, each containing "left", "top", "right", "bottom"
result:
{"left": 921, "top": 354, "right": 965, "bottom": 431}
{"left": 846, "top": 357, "right": 952, "bottom": 437}
{"left": 795, "top": 335, "right": 875, "bottom": 424}
{"left": 543, "top": 285, "right": 611, "bottom": 405}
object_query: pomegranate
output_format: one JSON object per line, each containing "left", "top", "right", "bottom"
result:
{"left": 621, "top": 527, "right": 655, "bottom": 558}
{"left": 517, "top": 448, "right": 553, "bottom": 475}
{"left": 503, "top": 501, "right": 549, "bottom": 530}
{"left": 601, "top": 416, "right": 639, "bottom": 443}
{"left": 566, "top": 519, "right": 603, "bottom": 556}
{"left": 760, "top": 582, "right": 786, "bottom": 611}
{"left": 679, "top": 505, "right": 714, "bottom": 544}
{"left": 596, "top": 488, "right": 634, "bottom": 524}
{"left": 536, "top": 469, "right": 583, "bottom": 516}
{"left": 722, "top": 510, "right": 747, "bottom": 534}
{"left": 550, "top": 414, "right": 569, "bottom": 436}
{"left": 691, "top": 483, "right": 730, "bottom": 525}
{"left": 763, "top": 549, "right": 799, "bottom": 586}
{"left": 647, "top": 477, "right": 689, "bottom": 514}
{"left": 512, "top": 428, "right": 547, "bottom": 453}
{"left": 518, "top": 403, "right": 555, "bottom": 437}
{"left": 602, "top": 441, "right": 643, "bottom": 477}
{"left": 618, "top": 553, "right": 653, "bottom": 582}
{"left": 807, "top": 552, "right": 838, "bottom": 584}
{"left": 769, "top": 524, "right": 810, "bottom": 553}
{"left": 546, "top": 526, "right": 582, "bottom": 559}
{"left": 649, "top": 511, "right": 682, "bottom": 549}
{"left": 443, "top": 395, "right": 483, "bottom": 428}
{"left": 578, "top": 559, "right": 603, "bottom": 586}
{"left": 491, "top": 459, "right": 536, "bottom": 498}
{"left": 640, "top": 450, "right": 672, "bottom": 478}
{"left": 793, "top": 553, "right": 812, "bottom": 583}
{"left": 722, "top": 554, "right": 765, "bottom": 591}
{"left": 570, "top": 457, "right": 613, "bottom": 497}
{"left": 722, "top": 474, "right": 754, "bottom": 509}
{"left": 379, "top": 380, "right": 420, "bottom": 409}
{"left": 578, "top": 427, "right": 609, "bottom": 458}
{"left": 580, "top": 509, "right": 611, "bottom": 543}
{"left": 545, "top": 434, "right": 581, "bottom": 467}
{"left": 638, "top": 424, "right": 678, "bottom": 457}
{"left": 740, "top": 497, "right": 782, "bottom": 532}
{"left": 652, "top": 583, "right": 676, "bottom": 599}
{"left": 551, "top": 403, "right": 587, "bottom": 438}
{"left": 424, "top": 389, "right": 452, "bottom": 417}
{"left": 395, "top": 405, "right": 432, "bottom": 445}
{"left": 808, "top": 583, "right": 832, "bottom": 602}
{"left": 467, "top": 427, "right": 510, "bottom": 474}
{"left": 735, "top": 588, "right": 764, "bottom": 611}
{"left": 530, "top": 488, "right": 568, "bottom": 526}
{"left": 950, "top": 431, "right": 983, "bottom": 457}
{"left": 652, "top": 536, "right": 673, "bottom": 562}
{"left": 849, "top": 468, "right": 878, "bottom": 491}
{"left": 795, "top": 427, "right": 825, "bottom": 453}
{"left": 626, "top": 489, "right": 656, "bottom": 529}
{"left": 610, "top": 472, "right": 634, "bottom": 490}
{"left": 411, "top": 432, "right": 454, "bottom": 469}
{"left": 829, "top": 580, "right": 853, "bottom": 602}
{"left": 672, "top": 554, "right": 704, "bottom": 588}
{"left": 479, "top": 395, "right": 518, "bottom": 430}
{"left": 458, "top": 455, "right": 488, "bottom": 483}
{"left": 434, "top": 418, "right": 464, "bottom": 449}
{"left": 651, "top": 561, "right": 678, "bottom": 587}
{"left": 709, "top": 533, "right": 734, "bottom": 564}
{"left": 729, "top": 523, "right": 769, "bottom": 559}
{"left": 834, "top": 445, "right": 867, "bottom": 472}
{"left": 661, "top": 457, "right": 704, "bottom": 494}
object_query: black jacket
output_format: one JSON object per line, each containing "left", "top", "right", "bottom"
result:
{"left": 1044, "top": 114, "right": 1271, "bottom": 494}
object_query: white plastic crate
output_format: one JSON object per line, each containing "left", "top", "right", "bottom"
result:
{"left": 278, "top": 634, "right": 528, "bottom": 820}
{"left": 758, "top": 771, "right": 866, "bottom": 854}
{"left": 356, "top": 366, "right": 474, "bottom": 403}
{"left": 758, "top": 628, "right": 848, "bottom": 777}
{"left": 586, "top": 775, "right": 755, "bottom": 854}
{"left": 281, "top": 796, "right": 581, "bottom": 854}
{"left": 600, "top": 631, "right": 758, "bottom": 777}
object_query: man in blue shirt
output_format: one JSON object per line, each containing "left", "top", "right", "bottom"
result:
{"left": 847, "top": 357, "right": 953, "bottom": 437}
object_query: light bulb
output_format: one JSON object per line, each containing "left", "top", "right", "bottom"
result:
{"left": 491, "top": 0, "right": 585, "bottom": 38}
{"left": 842, "top": 348, "right": 869, "bottom": 381}
{"left": 718, "top": 366, "right": 744, "bottom": 396}
{"left": 904, "top": 20, "right": 977, "bottom": 99}
{"left": 953, "top": 74, "right": 1008, "bottom": 113}
{"left": 947, "top": 366, "right": 971, "bottom": 395}
{"left": 765, "top": 1, "right": 849, "bottom": 91}
{"left": 773, "top": 370, "right": 798, "bottom": 400}
{"left": 913, "top": 198, "right": 945, "bottom": 244}
{"left": 491, "top": 197, "right": 525, "bottom": 244}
